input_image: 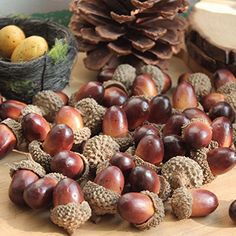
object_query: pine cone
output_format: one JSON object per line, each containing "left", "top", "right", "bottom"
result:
{"left": 69, "top": 0, "right": 188, "bottom": 71}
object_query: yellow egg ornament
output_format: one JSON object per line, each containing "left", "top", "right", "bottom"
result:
{"left": 0, "top": 25, "right": 26, "bottom": 58}
{"left": 11, "top": 36, "right": 48, "bottom": 63}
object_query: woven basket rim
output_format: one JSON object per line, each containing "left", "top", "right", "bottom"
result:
{"left": 0, "top": 17, "right": 77, "bottom": 65}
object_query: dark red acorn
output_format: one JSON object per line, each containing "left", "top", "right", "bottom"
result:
{"left": 97, "top": 68, "right": 115, "bottom": 82}
{"left": 201, "top": 93, "right": 225, "bottom": 112}
{"left": 183, "top": 108, "right": 212, "bottom": 124}
{"left": 162, "top": 72, "right": 172, "bottom": 94}
{"left": 213, "top": 69, "right": 236, "bottom": 90}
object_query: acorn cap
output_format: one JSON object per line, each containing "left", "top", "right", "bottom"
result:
{"left": 190, "top": 147, "right": 216, "bottom": 184}
{"left": 134, "top": 191, "right": 165, "bottom": 230}
{"left": 50, "top": 201, "right": 92, "bottom": 235}
{"left": 77, "top": 153, "right": 90, "bottom": 187}
{"left": 125, "top": 146, "right": 135, "bottom": 155}
{"left": 133, "top": 155, "right": 161, "bottom": 173}
{"left": 158, "top": 175, "right": 171, "bottom": 201}
{"left": 33, "top": 90, "right": 64, "bottom": 122}
{"left": 112, "top": 133, "right": 134, "bottom": 152}
{"left": 75, "top": 98, "right": 106, "bottom": 135}
{"left": 9, "top": 159, "right": 46, "bottom": 178}
{"left": 188, "top": 73, "right": 212, "bottom": 99}
{"left": 217, "top": 82, "right": 236, "bottom": 95}
{"left": 28, "top": 140, "right": 52, "bottom": 172}
{"left": 103, "top": 80, "right": 128, "bottom": 94}
{"left": 225, "top": 92, "right": 236, "bottom": 113}
{"left": 170, "top": 187, "right": 192, "bottom": 220}
{"left": 112, "top": 64, "right": 136, "bottom": 90}
{"left": 96, "top": 160, "right": 111, "bottom": 175}
{"left": 161, "top": 156, "right": 204, "bottom": 189}
{"left": 45, "top": 172, "right": 66, "bottom": 182}
{"left": 83, "top": 135, "right": 120, "bottom": 169}
{"left": 139, "top": 65, "right": 165, "bottom": 93}
{"left": 83, "top": 181, "right": 120, "bottom": 216}
{"left": 74, "top": 127, "right": 91, "bottom": 145}
{"left": 20, "top": 105, "right": 43, "bottom": 118}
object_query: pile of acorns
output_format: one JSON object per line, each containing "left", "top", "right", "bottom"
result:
{"left": 1, "top": 64, "right": 236, "bottom": 234}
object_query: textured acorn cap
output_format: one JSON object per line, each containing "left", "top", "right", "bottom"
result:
{"left": 225, "top": 92, "right": 236, "bottom": 113}
{"left": 190, "top": 147, "right": 216, "bottom": 184}
{"left": 28, "top": 140, "right": 52, "bottom": 172}
{"left": 171, "top": 187, "right": 192, "bottom": 220}
{"left": 20, "top": 105, "right": 43, "bottom": 119}
{"left": 9, "top": 159, "right": 46, "bottom": 178}
{"left": 139, "top": 65, "right": 164, "bottom": 93}
{"left": 159, "top": 175, "right": 171, "bottom": 201}
{"left": 50, "top": 201, "right": 92, "bottom": 235}
{"left": 161, "top": 156, "right": 204, "bottom": 189}
{"left": 217, "top": 82, "right": 236, "bottom": 95}
{"left": 75, "top": 98, "right": 106, "bottom": 135}
{"left": 83, "top": 135, "right": 120, "bottom": 169}
{"left": 74, "top": 127, "right": 91, "bottom": 145}
{"left": 83, "top": 181, "right": 120, "bottom": 216}
{"left": 188, "top": 73, "right": 212, "bottom": 99}
{"left": 112, "top": 64, "right": 136, "bottom": 90}
{"left": 96, "top": 160, "right": 111, "bottom": 175}
{"left": 33, "top": 90, "right": 64, "bottom": 122}
{"left": 112, "top": 133, "right": 134, "bottom": 152}
{"left": 134, "top": 191, "right": 165, "bottom": 230}
{"left": 45, "top": 172, "right": 66, "bottom": 182}
{"left": 77, "top": 153, "right": 90, "bottom": 187}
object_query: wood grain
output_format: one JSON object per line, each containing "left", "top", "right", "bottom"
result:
{"left": 0, "top": 54, "right": 235, "bottom": 236}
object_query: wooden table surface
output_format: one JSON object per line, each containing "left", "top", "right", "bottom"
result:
{"left": 0, "top": 54, "right": 235, "bottom": 236}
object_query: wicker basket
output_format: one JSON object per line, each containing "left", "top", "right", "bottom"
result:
{"left": 0, "top": 17, "right": 77, "bottom": 103}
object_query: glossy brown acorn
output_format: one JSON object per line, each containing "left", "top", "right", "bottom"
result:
{"left": 53, "top": 178, "right": 84, "bottom": 206}
{"left": 190, "top": 189, "right": 219, "bottom": 217}
{"left": 173, "top": 81, "right": 198, "bottom": 110}
{"left": 229, "top": 200, "right": 236, "bottom": 222}
{"left": 132, "top": 74, "right": 158, "bottom": 97}
{"left": 163, "top": 135, "right": 186, "bottom": 163}
{"left": 207, "top": 147, "right": 236, "bottom": 176}
{"left": 23, "top": 175, "right": 59, "bottom": 209}
{"left": 72, "top": 81, "right": 104, "bottom": 104}
{"left": 103, "top": 106, "right": 128, "bottom": 138}
{"left": 183, "top": 108, "right": 212, "bottom": 124}
{"left": 9, "top": 170, "right": 39, "bottom": 206}
{"left": 209, "top": 102, "right": 235, "bottom": 123}
{"left": 50, "top": 151, "right": 84, "bottom": 179}
{"left": 123, "top": 97, "right": 150, "bottom": 130}
{"left": 213, "top": 69, "right": 236, "bottom": 90}
{"left": 55, "top": 106, "right": 84, "bottom": 133}
{"left": 162, "top": 72, "right": 172, "bottom": 94}
{"left": 109, "top": 152, "right": 135, "bottom": 177}
{"left": 133, "top": 124, "right": 160, "bottom": 146}
{"left": 148, "top": 95, "right": 172, "bottom": 124}
{"left": 135, "top": 134, "right": 164, "bottom": 165}
{"left": 42, "top": 124, "right": 74, "bottom": 156}
{"left": 183, "top": 120, "right": 212, "bottom": 149}
{"left": 21, "top": 113, "right": 50, "bottom": 142}
{"left": 129, "top": 166, "right": 160, "bottom": 194}
{"left": 55, "top": 91, "right": 69, "bottom": 105}
{"left": 0, "top": 100, "right": 27, "bottom": 120}
{"left": 178, "top": 72, "right": 191, "bottom": 84}
{"left": 97, "top": 68, "right": 115, "bottom": 83}
{"left": 117, "top": 192, "right": 155, "bottom": 225}
{"left": 212, "top": 117, "right": 233, "bottom": 147}
{"left": 0, "top": 124, "right": 17, "bottom": 159}
{"left": 201, "top": 93, "right": 225, "bottom": 112}
{"left": 162, "top": 114, "right": 190, "bottom": 137}
{"left": 103, "top": 86, "right": 128, "bottom": 107}
{"left": 94, "top": 166, "right": 125, "bottom": 194}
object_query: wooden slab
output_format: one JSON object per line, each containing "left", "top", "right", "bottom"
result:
{"left": 0, "top": 53, "right": 236, "bottom": 236}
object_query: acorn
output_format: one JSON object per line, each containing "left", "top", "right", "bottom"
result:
{"left": 21, "top": 113, "right": 50, "bottom": 142}
{"left": 42, "top": 124, "right": 74, "bottom": 156}
{"left": 132, "top": 74, "right": 158, "bottom": 97}
{"left": 178, "top": 72, "right": 191, "bottom": 84}
{"left": 171, "top": 187, "right": 219, "bottom": 219}
{"left": 162, "top": 72, "right": 172, "bottom": 94}
{"left": 135, "top": 134, "right": 164, "bottom": 165}
{"left": 133, "top": 124, "right": 160, "bottom": 146}
{"left": 229, "top": 200, "right": 236, "bottom": 222}
{"left": 54, "top": 91, "right": 69, "bottom": 105}
{"left": 123, "top": 96, "right": 150, "bottom": 130}
{"left": 182, "top": 119, "right": 212, "bottom": 149}
{"left": 83, "top": 135, "right": 120, "bottom": 169}
{"left": 0, "top": 100, "right": 27, "bottom": 120}
{"left": 97, "top": 68, "right": 115, "bottom": 82}
{"left": 172, "top": 81, "right": 198, "bottom": 110}
{"left": 117, "top": 191, "right": 165, "bottom": 230}
{"left": 148, "top": 95, "right": 172, "bottom": 124}
{"left": 201, "top": 93, "right": 225, "bottom": 112}
{"left": 183, "top": 108, "right": 211, "bottom": 124}
{"left": 8, "top": 159, "right": 46, "bottom": 206}
{"left": 50, "top": 178, "right": 91, "bottom": 235}
{"left": 23, "top": 173, "right": 65, "bottom": 209}
{"left": 75, "top": 98, "right": 106, "bottom": 135}
{"left": 162, "top": 114, "right": 190, "bottom": 137}
{"left": 70, "top": 81, "right": 104, "bottom": 105}
{"left": 161, "top": 156, "right": 204, "bottom": 189}
{"left": 212, "top": 117, "right": 233, "bottom": 147}
{"left": 33, "top": 90, "right": 66, "bottom": 122}
{"left": 213, "top": 69, "right": 236, "bottom": 90}
{"left": 208, "top": 102, "right": 235, "bottom": 123}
